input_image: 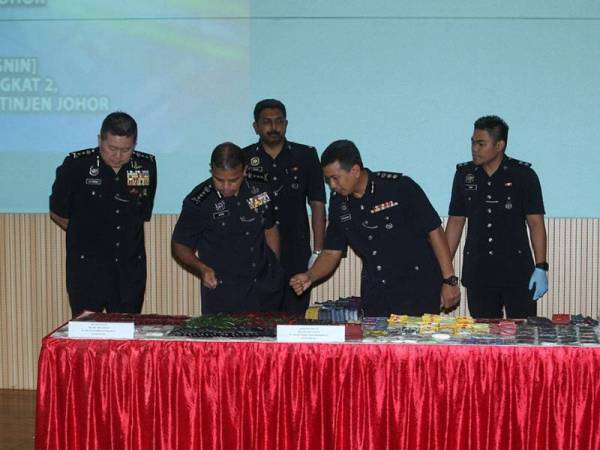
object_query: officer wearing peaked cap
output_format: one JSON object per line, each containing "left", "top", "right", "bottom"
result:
{"left": 49, "top": 112, "right": 157, "bottom": 316}
{"left": 243, "top": 99, "right": 326, "bottom": 315}
{"left": 172, "top": 142, "right": 284, "bottom": 314}
{"left": 445, "top": 115, "right": 548, "bottom": 318}
{"left": 290, "top": 140, "right": 461, "bottom": 317}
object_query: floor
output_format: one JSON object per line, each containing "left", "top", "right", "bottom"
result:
{"left": 0, "top": 390, "right": 36, "bottom": 450}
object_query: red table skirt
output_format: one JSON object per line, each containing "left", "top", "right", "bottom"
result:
{"left": 35, "top": 337, "right": 600, "bottom": 450}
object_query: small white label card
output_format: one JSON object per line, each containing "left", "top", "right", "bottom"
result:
{"left": 276, "top": 325, "right": 345, "bottom": 343}
{"left": 68, "top": 321, "right": 134, "bottom": 339}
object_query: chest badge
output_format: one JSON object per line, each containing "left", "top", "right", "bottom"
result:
{"left": 465, "top": 173, "right": 475, "bottom": 184}
{"left": 291, "top": 182, "right": 299, "bottom": 190}
{"left": 248, "top": 192, "right": 270, "bottom": 210}
{"left": 370, "top": 201, "right": 398, "bottom": 214}
{"left": 505, "top": 197, "right": 513, "bottom": 210}
{"left": 89, "top": 165, "right": 99, "bottom": 176}
{"left": 127, "top": 170, "right": 150, "bottom": 186}
{"left": 250, "top": 156, "right": 260, "bottom": 167}
{"left": 215, "top": 201, "right": 225, "bottom": 211}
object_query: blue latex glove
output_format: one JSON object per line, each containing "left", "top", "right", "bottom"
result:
{"left": 528, "top": 267, "right": 548, "bottom": 301}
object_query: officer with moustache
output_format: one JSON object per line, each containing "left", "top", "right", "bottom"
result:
{"left": 172, "top": 143, "right": 284, "bottom": 314}
{"left": 50, "top": 112, "right": 157, "bottom": 316}
{"left": 445, "top": 115, "right": 548, "bottom": 318}
{"left": 243, "top": 99, "right": 326, "bottom": 315}
{"left": 290, "top": 140, "right": 460, "bottom": 317}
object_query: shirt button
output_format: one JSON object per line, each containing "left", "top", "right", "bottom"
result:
{"left": 115, "top": 177, "right": 119, "bottom": 181}
{"left": 115, "top": 258, "right": 119, "bottom": 262}
{"left": 115, "top": 242, "right": 120, "bottom": 247}
{"left": 251, "top": 263, "right": 256, "bottom": 268}
{"left": 272, "top": 163, "right": 277, "bottom": 168}
{"left": 273, "top": 176, "right": 278, "bottom": 181}
{"left": 245, "top": 231, "right": 250, "bottom": 236}
{"left": 274, "top": 192, "right": 279, "bottom": 197}
{"left": 414, "top": 266, "right": 420, "bottom": 271}
{"left": 487, "top": 223, "right": 492, "bottom": 228}
{"left": 116, "top": 225, "right": 121, "bottom": 230}
{"left": 518, "top": 250, "right": 522, "bottom": 254}
{"left": 372, "top": 250, "right": 377, "bottom": 256}
{"left": 274, "top": 206, "right": 279, "bottom": 211}
{"left": 486, "top": 195, "right": 491, "bottom": 199}
{"left": 360, "top": 205, "right": 365, "bottom": 210}
{"left": 221, "top": 222, "right": 226, "bottom": 226}
{"left": 487, "top": 181, "right": 491, "bottom": 186}
{"left": 488, "top": 237, "right": 493, "bottom": 242}
{"left": 368, "top": 235, "right": 373, "bottom": 240}
{"left": 381, "top": 279, "right": 386, "bottom": 285}
{"left": 80, "top": 254, "right": 85, "bottom": 259}
{"left": 237, "top": 202, "right": 241, "bottom": 206}
{"left": 487, "top": 208, "right": 492, "bottom": 213}
{"left": 275, "top": 220, "right": 280, "bottom": 225}
{"left": 250, "top": 247, "right": 254, "bottom": 252}
{"left": 488, "top": 250, "right": 494, "bottom": 255}
{"left": 376, "top": 265, "right": 382, "bottom": 271}
{"left": 115, "top": 209, "right": 120, "bottom": 214}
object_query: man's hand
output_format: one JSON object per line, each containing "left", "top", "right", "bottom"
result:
{"left": 200, "top": 266, "right": 218, "bottom": 289}
{"left": 528, "top": 267, "right": 548, "bottom": 301}
{"left": 289, "top": 272, "right": 313, "bottom": 296}
{"left": 441, "top": 284, "right": 461, "bottom": 309}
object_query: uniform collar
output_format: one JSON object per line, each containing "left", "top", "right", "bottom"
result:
{"left": 256, "top": 139, "right": 291, "bottom": 162}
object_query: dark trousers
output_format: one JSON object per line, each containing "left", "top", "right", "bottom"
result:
{"left": 67, "top": 258, "right": 145, "bottom": 317}
{"left": 466, "top": 285, "right": 536, "bottom": 319}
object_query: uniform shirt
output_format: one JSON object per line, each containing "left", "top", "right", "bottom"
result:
{"left": 324, "top": 169, "right": 442, "bottom": 290}
{"left": 244, "top": 141, "right": 325, "bottom": 249}
{"left": 172, "top": 177, "right": 277, "bottom": 283}
{"left": 448, "top": 155, "right": 545, "bottom": 287}
{"left": 50, "top": 147, "right": 157, "bottom": 265}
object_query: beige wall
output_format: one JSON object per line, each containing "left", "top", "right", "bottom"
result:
{"left": 1, "top": 213, "right": 598, "bottom": 389}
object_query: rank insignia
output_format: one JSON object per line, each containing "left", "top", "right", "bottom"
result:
{"left": 370, "top": 201, "right": 398, "bottom": 214}
{"left": 247, "top": 192, "right": 270, "bottom": 210}
{"left": 127, "top": 170, "right": 150, "bottom": 186}
{"left": 89, "top": 165, "right": 99, "bottom": 176}
{"left": 250, "top": 156, "right": 260, "bottom": 167}
{"left": 130, "top": 160, "right": 142, "bottom": 169}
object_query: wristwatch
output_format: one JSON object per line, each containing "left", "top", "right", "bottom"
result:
{"left": 442, "top": 275, "right": 459, "bottom": 286}
{"left": 535, "top": 262, "right": 549, "bottom": 271}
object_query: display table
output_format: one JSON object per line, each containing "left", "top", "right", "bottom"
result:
{"left": 35, "top": 335, "right": 600, "bottom": 450}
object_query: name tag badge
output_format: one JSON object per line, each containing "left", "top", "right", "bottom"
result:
{"left": 212, "top": 210, "right": 230, "bottom": 219}
{"left": 465, "top": 184, "right": 477, "bottom": 191}
{"left": 85, "top": 178, "right": 101, "bottom": 185}
{"left": 340, "top": 213, "right": 352, "bottom": 223}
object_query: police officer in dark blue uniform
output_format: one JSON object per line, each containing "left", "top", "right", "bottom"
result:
{"left": 243, "top": 99, "right": 326, "bottom": 315}
{"left": 445, "top": 115, "right": 548, "bottom": 319}
{"left": 50, "top": 112, "right": 157, "bottom": 316}
{"left": 290, "top": 140, "right": 460, "bottom": 317}
{"left": 172, "top": 142, "right": 284, "bottom": 314}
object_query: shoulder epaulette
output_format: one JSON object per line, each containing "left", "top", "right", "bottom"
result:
{"left": 190, "top": 183, "right": 214, "bottom": 205}
{"left": 132, "top": 150, "right": 155, "bottom": 162}
{"left": 246, "top": 171, "right": 269, "bottom": 183}
{"left": 374, "top": 171, "right": 402, "bottom": 180}
{"left": 68, "top": 148, "right": 96, "bottom": 159}
{"left": 506, "top": 157, "right": 531, "bottom": 168}
{"left": 456, "top": 161, "right": 473, "bottom": 170}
